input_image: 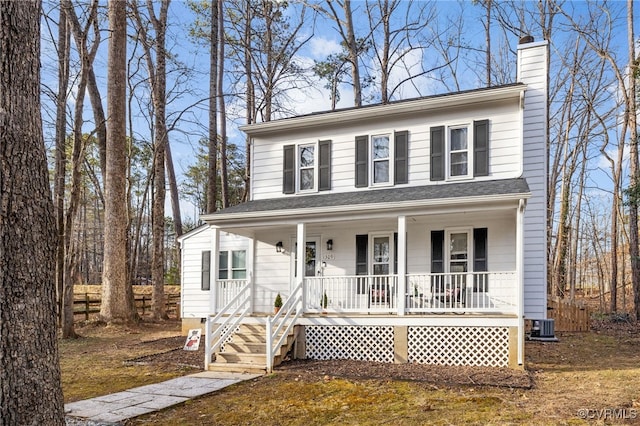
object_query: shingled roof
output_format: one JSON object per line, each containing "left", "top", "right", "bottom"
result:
{"left": 204, "top": 178, "right": 530, "bottom": 219}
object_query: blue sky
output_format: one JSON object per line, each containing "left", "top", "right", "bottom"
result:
{"left": 39, "top": 0, "right": 635, "bottom": 222}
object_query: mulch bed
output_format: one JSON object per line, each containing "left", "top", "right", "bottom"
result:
{"left": 276, "top": 359, "right": 532, "bottom": 389}
{"left": 128, "top": 336, "right": 532, "bottom": 389}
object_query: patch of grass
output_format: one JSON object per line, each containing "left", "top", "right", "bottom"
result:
{"left": 59, "top": 320, "right": 194, "bottom": 402}
{"left": 61, "top": 321, "right": 640, "bottom": 425}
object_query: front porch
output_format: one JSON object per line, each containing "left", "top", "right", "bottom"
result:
{"left": 201, "top": 191, "right": 528, "bottom": 372}
{"left": 205, "top": 274, "right": 522, "bottom": 374}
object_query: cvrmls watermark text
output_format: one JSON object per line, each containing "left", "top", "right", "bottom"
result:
{"left": 577, "top": 408, "right": 637, "bottom": 420}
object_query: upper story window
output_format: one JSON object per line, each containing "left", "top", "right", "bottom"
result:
{"left": 449, "top": 127, "right": 469, "bottom": 178}
{"left": 283, "top": 140, "right": 331, "bottom": 194}
{"left": 372, "top": 134, "right": 390, "bottom": 184}
{"left": 355, "top": 130, "right": 408, "bottom": 188}
{"left": 430, "top": 119, "right": 489, "bottom": 182}
{"left": 299, "top": 144, "right": 315, "bottom": 191}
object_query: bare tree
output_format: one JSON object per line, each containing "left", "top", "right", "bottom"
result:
{"left": 311, "top": 0, "right": 364, "bottom": 106}
{"left": 0, "top": 0, "right": 65, "bottom": 422}
{"left": 365, "top": 0, "right": 446, "bottom": 103}
{"left": 131, "top": 0, "right": 170, "bottom": 319}
{"left": 207, "top": 0, "right": 218, "bottom": 213}
{"left": 100, "top": 0, "right": 137, "bottom": 323}
{"left": 54, "top": 1, "right": 70, "bottom": 326}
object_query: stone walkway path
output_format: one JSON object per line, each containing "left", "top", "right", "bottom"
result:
{"left": 65, "top": 371, "right": 261, "bottom": 425}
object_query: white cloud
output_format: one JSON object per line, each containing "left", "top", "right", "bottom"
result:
{"left": 308, "top": 37, "right": 342, "bottom": 60}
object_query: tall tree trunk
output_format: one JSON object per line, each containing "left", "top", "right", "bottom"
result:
{"left": 628, "top": 0, "right": 640, "bottom": 319}
{"left": 165, "top": 142, "right": 182, "bottom": 237}
{"left": 218, "top": 0, "right": 229, "bottom": 208}
{"left": 484, "top": 0, "right": 491, "bottom": 87}
{"left": 243, "top": 0, "right": 254, "bottom": 202}
{"left": 63, "top": 0, "right": 107, "bottom": 185}
{"left": 101, "top": 0, "right": 137, "bottom": 323}
{"left": 207, "top": 0, "right": 218, "bottom": 214}
{"left": 54, "top": 3, "right": 70, "bottom": 325}
{"left": 131, "top": 0, "right": 170, "bottom": 320}
{"left": 0, "top": 0, "right": 65, "bottom": 422}
{"left": 344, "top": 0, "right": 362, "bottom": 107}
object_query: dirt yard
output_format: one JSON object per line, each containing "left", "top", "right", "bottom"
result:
{"left": 60, "top": 318, "right": 640, "bottom": 425}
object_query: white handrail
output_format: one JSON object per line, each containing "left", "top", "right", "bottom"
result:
{"left": 266, "top": 281, "right": 303, "bottom": 373}
{"left": 205, "top": 281, "right": 251, "bottom": 369}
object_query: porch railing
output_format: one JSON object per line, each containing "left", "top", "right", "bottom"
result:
{"left": 205, "top": 281, "right": 251, "bottom": 370}
{"left": 305, "top": 275, "right": 399, "bottom": 313}
{"left": 215, "top": 279, "right": 248, "bottom": 311}
{"left": 266, "top": 280, "right": 303, "bottom": 373}
{"left": 406, "top": 271, "right": 517, "bottom": 314}
{"left": 304, "top": 271, "right": 517, "bottom": 314}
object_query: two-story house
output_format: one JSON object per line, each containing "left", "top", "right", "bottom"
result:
{"left": 179, "top": 37, "right": 548, "bottom": 372}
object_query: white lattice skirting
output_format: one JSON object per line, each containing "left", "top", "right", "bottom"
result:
{"left": 305, "top": 325, "right": 394, "bottom": 363}
{"left": 303, "top": 325, "right": 511, "bottom": 367}
{"left": 408, "top": 326, "right": 510, "bottom": 367}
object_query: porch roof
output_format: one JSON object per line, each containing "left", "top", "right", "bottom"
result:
{"left": 202, "top": 178, "right": 530, "bottom": 225}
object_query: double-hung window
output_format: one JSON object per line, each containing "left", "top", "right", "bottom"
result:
{"left": 430, "top": 120, "right": 489, "bottom": 181}
{"left": 218, "top": 250, "right": 247, "bottom": 280}
{"left": 372, "top": 134, "right": 390, "bottom": 184}
{"left": 355, "top": 131, "right": 408, "bottom": 187}
{"left": 298, "top": 144, "right": 315, "bottom": 191}
{"left": 449, "top": 127, "right": 469, "bottom": 178}
{"left": 283, "top": 140, "right": 331, "bottom": 194}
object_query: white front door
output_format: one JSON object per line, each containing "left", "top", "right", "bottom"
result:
{"left": 291, "top": 238, "right": 320, "bottom": 289}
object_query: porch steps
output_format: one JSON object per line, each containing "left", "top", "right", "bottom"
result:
{"left": 208, "top": 323, "right": 296, "bottom": 374}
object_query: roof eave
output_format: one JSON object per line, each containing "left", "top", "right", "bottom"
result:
{"left": 240, "top": 84, "right": 526, "bottom": 136}
{"left": 201, "top": 192, "right": 531, "bottom": 226}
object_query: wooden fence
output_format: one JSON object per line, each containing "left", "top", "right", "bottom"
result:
{"left": 547, "top": 296, "right": 590, "bottom": 332}
{"left": 73, "top": 293, "right": 181, "bottom": 321}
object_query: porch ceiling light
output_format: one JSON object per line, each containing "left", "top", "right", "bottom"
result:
{"left": 276, "top": 241, "right": 283, "bottom": 253}
{"left": 326, "top": 239, "right": 333, "bottom": 251}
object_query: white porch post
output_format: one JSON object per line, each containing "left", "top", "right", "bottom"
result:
{"left": 516, "top": 199, "right": 525, "bottom": 366}
{"left": 297, "top": 222, "right": 306, "bottom": 312}
{"left": 210, "top": 227, "right": 219, "bottom": 314}
{"left": 248, "top": 233, "right": 255, "bottom": 314}
{"left": 397, "top": 215, "right": 407, "bottom": 316}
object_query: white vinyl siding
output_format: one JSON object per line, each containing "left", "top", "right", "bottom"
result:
{"left": 179, "top": 226, "right": 212, "bottom": 318}
{"left": 179, "top": 229, "right": 250, "bottom": 319}
{"left": 250, "top": 97, "right": 522, "bottom": 200}
{"left": 518, "top": 41, "right": 549, "bottom": 319}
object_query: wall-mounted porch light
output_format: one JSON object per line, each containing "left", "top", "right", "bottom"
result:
{"left": 276, "top": 241, "right": 284, "bottom": 253}
{"left": 326, "top": 239, "right": 333, "bottom": 251}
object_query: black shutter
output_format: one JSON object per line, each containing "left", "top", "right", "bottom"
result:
{"left": 283, "top": 145, "right": 295, "bottom": 194}
{"left": 473, "top": 228, "right": 488, "bottom": 291}
{"left": 201, "top": 251, "right": 211, "bottom": 291}
{"left": 430, "top": 126, "right": 445, "bottom": 181}
{"left": 355, "top": 135, "right": 368, "bottom": 187}
{"left": 319, "top": 140, "right": 331, "bottom": 191}
{"left": 393, "top": 232, "right": 398, "bottom": 274}
{"left": 474, "top": 120, "right": 489, "bottom": 177}
{"left": 431, "top": 230, "right": 444, "bottom": 273}
{"left": 431, "top": 230, "right": 444, "bottom": 292}
{"left": 394, "top": 130, "right": 408, "bottom": 184}
{"left": 356, "top": 234, "right": 368, "bottom": 294}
